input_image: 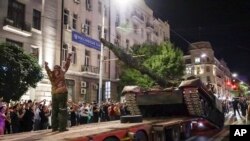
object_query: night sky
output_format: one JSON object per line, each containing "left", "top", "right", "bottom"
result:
{"left": 145, "top": 0, "right": 250, "bottom": 82}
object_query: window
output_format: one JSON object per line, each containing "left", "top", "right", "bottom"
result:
{"left": 72, "top": 14, "right": 78, "bottom": 30}
{"left": 104, "top": 56, "right": 108, "bottom": 73}
{"left": 133, "top": 24, "right": 138, "bottom": 34}
{"left": 207, "top": 57, "right": 210, "bottom": 62}
{"left": 85, "top": 50, "right": 90, "bottom": 66}
{"left": 207, "top": 76, "right": 211, "bottom": 82}
{"left": 206, "top": 66, "right": 210, "bottom": 72}
{"left": 98, "top": 1, "right": 102, "bottom": 14}
{"left": 104, "top": 5, "right": 108, "bottom": 17}
{"left": 6, "top": 39, "right": 23, "bottom": 48}
{"left": 72, "top": 46, "right": 77, "bottom": 64}
{"left": 84, "top": 19, "right": 91, "bottom": 35}
{"left": 185, "top": 59, "right": 191, "bottom": 64}
{"left": 31, "top": 47, "right": 39, "bottom": 60}
{"left": 146, "top": 33, "right": 151, "bottom": 41}
{"left": 195, "top": 57, "right": 201, "bottom": 63}
{"left": 86, "top": 0, "right": 92, "bottom": 11}
{"left": 114, "top": 34, "right": 121, "bottom": 46}
{"left": 197, "top": 67, "right": 200, "bottom": 75}
{"left": 185, "top": 67, "right": 192, "bottom": 74}
{"left": 33, "top": 9, "right": 41, "bottom": 30}
{"left": 115, "top": 13, "right": 120, "bottom": 27}
{"left": 7, "top": 0, "right": 25, "bottom": 29}
{"left": 62, "top": 44, "right": 68, "bottom": 61}
{"left": 104, "top": 28, "right": 108, "bottom": 40}
{"left": 98, "top": 25, "right": 102, "bottom": 39}
{"left": 64, "top": 9, "right": 69, "bottom": 25}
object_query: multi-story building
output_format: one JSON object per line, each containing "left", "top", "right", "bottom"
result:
{"left": 184, "top": 41, "right": 233, "bottom": 100}
{"left": 0, "top": 0, "right": 61, "bottom": 101}
{"left": 0, "top": 0, "right": 169, "bottom": 103}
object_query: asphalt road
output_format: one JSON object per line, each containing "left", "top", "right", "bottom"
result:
{"left": 184, "top": 111, "right": 248, "bottom": 141}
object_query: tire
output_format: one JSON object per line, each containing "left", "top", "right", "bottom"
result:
{"left": 181, "top": 123, "right": 191, "bottom": 139}
{"left": 134, "top": 131, "right": 148, "bottom": 141}
{"left": 120, "top": 115, "right": 143, "bottom": 123}
{"left": 165, "top": 127, "right": 180, "bottom": 141}
{"left": 103, "top": 137, "right": 119, "bottom": 141}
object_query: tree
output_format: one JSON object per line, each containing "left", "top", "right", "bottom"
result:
{"left": 121, "top": 42, "right": 185, "bottom": 88}
{"left": 114, "top": 41, "right": 185, "bottom": 89}
{"left": 0, "top": 43, "right": 43, "bottom": 101}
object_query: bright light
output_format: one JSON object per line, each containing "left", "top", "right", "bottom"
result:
{"left": 201, "top": 53, "right": 207, "bottom": 58}
{"left": 232, "top": 73, "right": 238, "bottom": 77}
{"left": 198, "top": 122, "right": 204, "bottom": 128}
{"left": 226, "top": 81, "right": 231, "bottom": 86}
{"left": 115, "top": 0, "right": 132, "bottom": 7}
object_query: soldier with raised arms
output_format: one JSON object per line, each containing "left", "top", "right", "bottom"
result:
{"left": 45, "top": 53, "right": 72, "bottom": 132}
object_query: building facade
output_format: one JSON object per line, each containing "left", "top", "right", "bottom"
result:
{"left": 0, "top": 0, "right": 170, "bottom": 103}
{"left": 184, "top": 41, "right": 233, "bottom": 100}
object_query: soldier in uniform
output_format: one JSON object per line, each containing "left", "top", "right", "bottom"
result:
{"left": 45, "top": 53, "right": 72, "bottom": 132}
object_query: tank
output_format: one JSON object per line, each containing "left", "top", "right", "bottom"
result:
{"left": 101, "top": 39, "right": 225, "bottom": 128}
{"left": 122, "top": 78, "right": 224, "bottom": 128}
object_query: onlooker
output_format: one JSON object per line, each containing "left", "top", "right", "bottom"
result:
{"left": 0, "top": 103, "right": 6, "bottom": 135}
{"left": 232, "top": 98, "right": 241, "bottom": 116}
{"left": 10, "top": 105, "right": 20, "bottom": 133}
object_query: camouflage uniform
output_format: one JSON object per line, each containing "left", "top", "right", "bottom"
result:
{"left": 45, "top": 54, "right": 71, "bottom": 132}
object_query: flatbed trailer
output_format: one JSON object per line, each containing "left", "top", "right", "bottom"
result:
{"left": 1, "top": 116, "right": 204, "bottom": 141}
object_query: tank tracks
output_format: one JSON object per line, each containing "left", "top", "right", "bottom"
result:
{"left": 183, "top": 92, "right": 205, "bottom": 117}
{"left": 124, "top": 93, "right": 141, "bottom": 115}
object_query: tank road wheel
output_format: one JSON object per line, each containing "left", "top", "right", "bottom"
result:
{"left": 134, "top": 131, "right": 148, "bottom": 141}
{"left": 165, "top": 127, "right": 180, "bottom": 141}
{"left": 103, "top": 136, "right": 119, "bottom": 141}
{"left": 120, "top": 115, "right": 143, "bottom": 123}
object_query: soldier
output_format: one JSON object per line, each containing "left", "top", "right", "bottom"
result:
{"left": 45, "top": 53, "right": 72, "bottom": 132}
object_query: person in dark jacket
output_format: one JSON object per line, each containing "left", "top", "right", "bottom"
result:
{"left": 10, "top": 105, "right": 20, "bottom": 133}
{"left": 232, "top": 99, "right": 241, "bottom": 116}
{"left": 22, "top": 100, "right": 34, "bottom": 132}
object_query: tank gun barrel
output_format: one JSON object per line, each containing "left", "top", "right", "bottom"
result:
{"left": 100, "top": 38, "right": 173, "bottom": 87}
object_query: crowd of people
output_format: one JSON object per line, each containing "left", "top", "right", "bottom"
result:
{"left": 0, "top": 97, "right": 129, "bottom": 135}
{"left": 222, "top": 97, "right": 249, "bottom": 117}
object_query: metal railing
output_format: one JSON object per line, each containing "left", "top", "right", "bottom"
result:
{"left": 4, "top": 17, "right": 31, "bottom": 32}
{"left": 81, "top": 65, "right": 99, "bottom": 74}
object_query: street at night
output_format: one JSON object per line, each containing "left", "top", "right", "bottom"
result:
{"left": 1, "top": 0, "right": 250, "bottom": 141}
{"left": 185, "top": 112, "right": 247, "bottom": 141}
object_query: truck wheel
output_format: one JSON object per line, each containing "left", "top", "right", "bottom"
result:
{"left": 135, "top": 131, "right": 148, "bottom": 141}
{"left": 165, "top": 127, "right": 180, "bottom": 141}
{"left": 120, "top": 115, "right": 143, "bottom": 123}
{"left": 181, "top": 123, "right": 191, "bottom": 139}
{"left": 103, "top": 136, "right": 119, "bottom": 141}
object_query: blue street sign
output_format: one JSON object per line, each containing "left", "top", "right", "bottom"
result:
{"left": 72, "top": 31, "right": 101, "bottom": 51}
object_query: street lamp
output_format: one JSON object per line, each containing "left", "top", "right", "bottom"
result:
{"left": 232, "top": 73, "right": 238, "bottom": 78}
{"left": 98, "top": 1, "right": 106, "bottom": 106}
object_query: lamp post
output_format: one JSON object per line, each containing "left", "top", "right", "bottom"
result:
{"left": 98, "top": 1, "right": 106, "bottom": 106}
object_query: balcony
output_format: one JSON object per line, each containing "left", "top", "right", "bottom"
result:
{"left": 81, "top": 65, "right": 99, "bottom": 74}
{"left": 131, "top": 11, "right": 144, "bottom": 24}
{"left": 3, "top": 17, "right": 32, "bottom": 37}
